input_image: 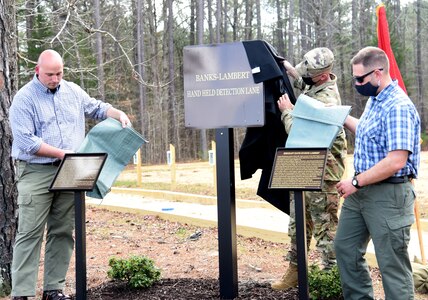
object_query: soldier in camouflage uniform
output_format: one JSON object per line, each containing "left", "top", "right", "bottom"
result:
{"left": 271, "top": 47, "right": 347, "bottom": 290}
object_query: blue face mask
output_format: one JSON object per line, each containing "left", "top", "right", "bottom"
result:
{"left": 355, "top": 81, "right": 379, "bottom": 96}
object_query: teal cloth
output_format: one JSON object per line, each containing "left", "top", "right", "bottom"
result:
{"left": 285, "top": 94, "right": 351, "bottom": 149}
{"left": 78, "top": 118, "right": 148, "bottom": 198}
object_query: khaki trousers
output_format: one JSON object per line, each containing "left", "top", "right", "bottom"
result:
{"left": 11, "top": 162, "right": 74, "bottom": 297}
{"left": 335, "top": 181, "right": 415, "bottom": 300}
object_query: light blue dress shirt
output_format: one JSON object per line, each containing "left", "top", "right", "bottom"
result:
{"left": 9, "top": 75, "right": 112, "bottom": 164}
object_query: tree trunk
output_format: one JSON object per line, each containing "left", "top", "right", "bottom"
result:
{"left": 287, "top": 0, "right": 295, "bottom": 63}
{"left": 223, "top": 0, "right": 228, "bottom": 42}
{"left": 189, "top": 0, "right": 196, "bottom": 45}
{"left": 207, "top": 0, "right": 214, "bottom": 43}
{"left": 135, "top": 0, "right": 148, "bottom": 161}
{"left": 216, "top": 0, "right": 222, "bottom": 43}
{"left": 245, "top": 0, "right": 253, "bottom": 40}
{"left": 298, "top": 0, "right": 307, "bottom": 53}
{"left": 255, "top": 0, "right": 261, "bottom": 39}
{"left": 416, "top": 0, "right": 425, "bottom": 130}
{"left": 351, "top": 0, "right": 362, "bottom": 116}
{"left": 232, "top": 0, "right": 238, "bottom": 41}
{"left": 167, "top": 0, "right": 179, "bottom": 157}
{"left": 197, "top": 0, "right": 208, "bottom": 160}
{"left": 93, "top": 0, "right": 105, "bottom": 99}
{"left": 275, "top": 0, "right": 285, "bottom": 57}
{"left": 0, "top": 0, "right": 18, "bottom": 296}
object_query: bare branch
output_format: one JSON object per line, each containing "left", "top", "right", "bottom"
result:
{"left": 49, "top": 0, "right": 73, "bottom": 45}
{"left": 71, "top": 5, "right": 168, "bottom": 88}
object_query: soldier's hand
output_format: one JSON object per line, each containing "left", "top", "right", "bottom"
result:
{"left": 282, "top": 60, "right": 293, "bottom": 70}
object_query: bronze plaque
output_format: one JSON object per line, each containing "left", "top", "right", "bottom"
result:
{"left": 269, "top": 148, "right": 327, "bottom": 190}
{"left": 183, "top": 42, "right": 264, "bottom": 129}
{"left": 49, "top": 153, "right": 107, "bottom": 191}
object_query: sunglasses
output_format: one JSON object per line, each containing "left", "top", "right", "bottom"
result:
{"left": 353, "top": 68, "right": 383, "bottom": 83}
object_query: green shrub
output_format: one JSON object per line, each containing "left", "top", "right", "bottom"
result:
{"left": 308, "top": 265, "right": 343, "bottom": 300}
{"left": 107, "top": 255, "right": 161, "bottom": 288}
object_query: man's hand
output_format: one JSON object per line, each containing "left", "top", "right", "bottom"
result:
{"left": 118, "top": 111, "right": 131, "bottom": 128}
{"left": 277, "top": 94, "right": 294, "bottom": 113}
{"left": 336, "top": 178, "right": 358, "bottom": 198}
{"left": 107, "top": 107, "right": 131, "bottom": 128}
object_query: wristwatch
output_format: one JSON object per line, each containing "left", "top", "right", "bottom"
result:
{"left": 352, "top": 176, "right": 361, "bottom": 189}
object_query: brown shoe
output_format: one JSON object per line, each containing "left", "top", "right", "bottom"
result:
{"left": 271, "top": 264, "right": 299, "bottom": 290}
{"left": 42, "top": 290, "right": 72, "bottom": 300}
{"left": 11, "top": 297, "right": 28, "bottom": 300}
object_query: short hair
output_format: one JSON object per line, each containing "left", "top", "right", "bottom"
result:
{"left": 350, "top": 46, "right": 389, "bottom": 73}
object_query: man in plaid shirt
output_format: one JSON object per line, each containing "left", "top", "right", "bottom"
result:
{"left": 335, "top": 46, "right": 421, "bottom": 300}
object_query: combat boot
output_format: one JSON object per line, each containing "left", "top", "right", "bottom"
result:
{"left": 271, "top": 264, "right": 299, "bottom": 290}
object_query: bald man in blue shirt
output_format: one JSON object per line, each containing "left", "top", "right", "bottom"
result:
{"left": 9, "top": 49, "right": 131, "bottom": 300}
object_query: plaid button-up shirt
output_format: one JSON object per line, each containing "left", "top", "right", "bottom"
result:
{"left": 354, "top": 80, "right": 420, "bottom": 178}
{"left": 9, "top": 75, "right": 111, "bottom": 164}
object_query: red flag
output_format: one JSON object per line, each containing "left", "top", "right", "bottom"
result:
{"left": 376, "top": 3, "right": 407, "bottom": 94}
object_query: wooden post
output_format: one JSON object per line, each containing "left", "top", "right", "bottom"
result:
{"left": 136, "top": 148, "right": 142, "bottom": 188}
{"left": 414, "top": 188, "right": 426, "bottom": 264}
{"left": 414, "top": 138, "right": 425, "bottom": 264}
{"left": 169, "top": 144, "right": 176, "bottom": 190}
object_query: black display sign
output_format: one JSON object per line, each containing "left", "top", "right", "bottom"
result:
{"left": 269, "top": 148, "right": 327, "bottom": 190}
{"left": 49, "top": 153, "right": 107, "bottom": 191}
{"left": 183, "top": 42, "right": 264, "bottom": 129}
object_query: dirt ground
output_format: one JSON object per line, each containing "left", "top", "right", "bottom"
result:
{"left": 6, "top": 208, "right": 393, "bottom": 299}
{"left": 2, "top": 152, "right": 427, "bottom": 300}
{"left": 12, "top": 206, "right": 425, "bottom": 300}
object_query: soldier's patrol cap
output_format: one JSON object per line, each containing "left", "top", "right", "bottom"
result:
{"left": 295, "top": 47, "right": 334, "bottom": 77}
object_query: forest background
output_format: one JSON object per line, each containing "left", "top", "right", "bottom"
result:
{"left": 0, "top": 1, "right": 427, "bottom": 297}
{"left": 10, "top": 0, "right": 428, "bottom": 163}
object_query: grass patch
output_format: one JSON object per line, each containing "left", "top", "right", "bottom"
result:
{"left": 175, "top": 227, "right": 188, "bottom": 239}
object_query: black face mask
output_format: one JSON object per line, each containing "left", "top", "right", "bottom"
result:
{"left": 302, "top": 76, "right": 316, "bottom": 86}
{"left": 355, "top": 81, "right": 379, "bottom": 96}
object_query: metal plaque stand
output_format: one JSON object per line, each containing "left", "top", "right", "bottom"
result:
{"left": 48, "top": 153, "right": 108, "bottom": 300}
{"left": 269, "top": 148, "right": 328, "bottom": 300}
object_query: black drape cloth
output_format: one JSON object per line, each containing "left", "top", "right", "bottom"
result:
{"left": 240, "top": 40, "right": 297, "bottom": 215}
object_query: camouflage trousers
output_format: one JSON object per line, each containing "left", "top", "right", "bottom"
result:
{"left": 286, "top": 181, "right": 339, "bottom": 269}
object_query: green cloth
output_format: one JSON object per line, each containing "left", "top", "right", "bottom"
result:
{"left": 78, "top": 118, "right": 148, "bottom": 198}
{"left": 413, "top": 262, "right": 428, "bottom": 294}
{"left": 285, "top": 94, "right": 351, "bottom": 149}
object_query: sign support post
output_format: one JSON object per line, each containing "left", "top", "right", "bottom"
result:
{"left": 294, "top": 191, "right": 309, "bottom": 299}
{"left": 183, "top": 41, "right": 286, "bottom": 299}
{"left": 75, "top": 191, "right": 87, "bottom": 300}
{"left": 215, "top": 128, "right": 238, "bottom": 299}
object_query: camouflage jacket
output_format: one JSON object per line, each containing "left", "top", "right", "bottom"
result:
{"left": 281, "top": 73, "right": 347, "bottom": 182}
